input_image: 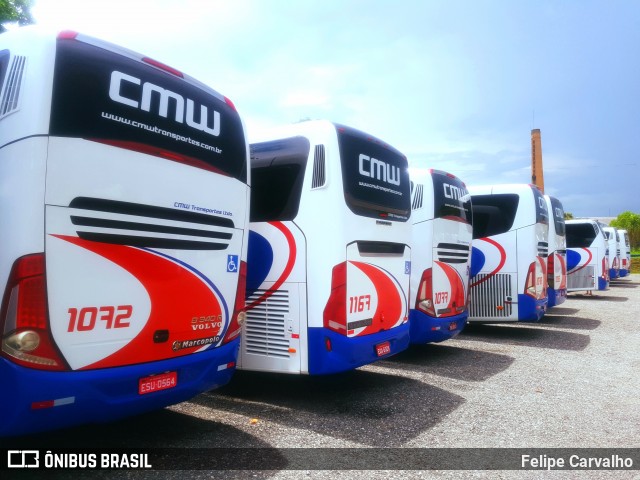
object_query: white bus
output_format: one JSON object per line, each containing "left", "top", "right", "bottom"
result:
{"left": 409, "top": 170, "right": 472, "bottom": 342}
{"left": 544, "top": 195, "right": 567, "bottom": 308}
{"left": 618, "top": 229, "right": 631, "bottom": 277}
{"left": 565, "top": 219, "right": 609, "bottom": 292}
{"left": 602, "top": 227, "right": 620, "bottom": 280}
{"left": 0, "top": 28, "right": 250, "bottom": 436}
{"left": 241, "top": 120, "right": 411, "bottom": 374}
{"left": 468, "top": 184, "right": 549, "bottom": 322}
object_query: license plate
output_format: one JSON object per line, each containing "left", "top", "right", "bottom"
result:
{"left": 448, "top": 321, "right": 458, "bottom": 331}
{"left": 138, "top": 371, "right": 177, "bottom": 395}
{"left": 375, "top": 341, "right": 391, "bottom": 357}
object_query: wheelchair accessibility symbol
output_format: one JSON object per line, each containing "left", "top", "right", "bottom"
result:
{"left": 227, "top": 255, "right": 239, "bottom": 272}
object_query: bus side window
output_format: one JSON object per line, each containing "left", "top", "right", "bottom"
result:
{"left": 471, "top": 194, "right": 519, "bottom": 239}
{"left": 250, "top": 164, "right": 305, "bottom": 222}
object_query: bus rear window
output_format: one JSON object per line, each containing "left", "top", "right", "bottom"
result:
{"left": 471, "top": 194, "right": 519, "bottom": 239}
{"left": 566, "top": 223, "right": 598, "bottom": 248}
{"left": 337, "top": 125, "right": 410, "bottom": 222}
{"left": 549, "top": 196, "right": 566, "bottom": 236}
{"left": 50, "top": 38, "right": 247, "bottom": 182}
{"left": 431, "top": 171, "right": 472, "bottom": 224}
{"left": 532, "top": 188, "right": 549, "bottom": 225}
{"left": 249, "top": 137, "right": 310, "bottom": 222}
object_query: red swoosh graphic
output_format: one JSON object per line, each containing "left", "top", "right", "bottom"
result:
{"left": 351, "top": 262, "right": 404, "bottom": 335}
{"left": 470, "top": 237, "right": 506, "bottom": 288}
{"left": 52, "top": 235, "right": 223, "bottom": 369}
{"left": 569, "top": 247, "right": 593, "bottom": 274}
{"left": 245, "top": 221, "right": 296, "bottom": 310}
{"left": 435, "top": 260, "right": 466, "bottom": 317}
{"left": 558, "top": 254, "right": 567, "bottom": 289}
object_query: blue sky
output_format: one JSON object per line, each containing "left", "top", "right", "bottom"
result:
{"left": 27, "top": 0, "right": 640, "bottom": 217}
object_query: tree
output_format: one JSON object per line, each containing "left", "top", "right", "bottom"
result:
{"left": 564, "top": 212, "right": 574, "bottom": 220}
{"left": 610, "top": 211, "right": 640, "bottom": 250}
{"left": 0, "top": 0, "right": 34, "bottom": 33}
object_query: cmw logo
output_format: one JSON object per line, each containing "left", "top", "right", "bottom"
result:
{"left": 443, "top": 183, "right": 469, "bottom": 201}
{"left": 358, "top": 154, "right": 401, "bottom": 186}
{"left": 555, "top": 207, "right": 564, "bottom": 219}
{"left": 109, "top": 71, "right": 221, "bottom": 136}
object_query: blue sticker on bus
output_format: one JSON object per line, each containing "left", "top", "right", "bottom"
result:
{"left": 227, "top": 255, "right": 239, "bottom": 272}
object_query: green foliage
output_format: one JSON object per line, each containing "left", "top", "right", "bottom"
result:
{"left": 610, "top": 211, "right": 640, "bottom": 250}
{"left": 0, "top": 0, "right": 34, "bottom": 33}
{"left": 564, "top": 212, "right": 574, "bottom": 220}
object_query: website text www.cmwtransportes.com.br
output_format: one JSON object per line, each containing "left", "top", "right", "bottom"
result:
{"left": 359, "top": 181, "right": 403, "bottom": 196}
{"left": 101, "top": 112, "right": 223, "bottom": 155}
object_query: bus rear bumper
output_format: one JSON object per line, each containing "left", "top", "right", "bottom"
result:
{"left": 598, "top": 277, "right": 610, "bottom": 290}
{"left": 547, "top": 287, "right": 567, "bottom": 308}
{"left": 307, "top": 323, "right": 410, "bottom": 375}
{"left": 408, "top": 310, "right": 467, "bottom": 344}
{"left": 517, "top": 294, "right": 547, "bottom": 322}
{"left": 619, "top": 269, "right": 629, "bottom": 277}
{"left": 0, "top": 339, "right": 239, "bottom": 437}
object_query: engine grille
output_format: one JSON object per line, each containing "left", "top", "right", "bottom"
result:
{"left": 567, "top": 266, "right": 596, "bottom": 290}
{"left": 469, "top": 273, "right": 513, "bottom": 318}
{"left": 244, "top": 289, "right": 290, "bottom": 358}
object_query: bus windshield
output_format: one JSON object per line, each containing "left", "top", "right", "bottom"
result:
{"left": 50, "top": 37, "right": 247, "bottom": 182}
{"left": 337, "top": 124, "right": 410, "bottom": 221}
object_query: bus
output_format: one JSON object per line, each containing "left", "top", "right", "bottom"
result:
{"left": 409, "top": 170, "right": 472, "bottom": 343}
{"left": 544, "top": 195, "right": 567, "bottom": 308}
{"left": 468, "top": 184, "right": 549, "bottom": 322}
{"left": 618, "top": 229, "right": 631, "bottom": 277}
{"left": 0, "top": 28, "right": 249, "bottom": 436}
{"left": 565, "top": 219, "right": 609, "bottom": 292}
{"left": 602, "top": 227, "right": 620, "bottom": 280}
{"left": 241, "top": 120, "right": 411, "bottom": 374}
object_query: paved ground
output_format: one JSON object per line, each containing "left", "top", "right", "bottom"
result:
{"left": 3, "top": 275, "right": 639, "bottom": 479}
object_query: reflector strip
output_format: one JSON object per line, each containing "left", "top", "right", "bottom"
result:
{"left": 217, "top": 361, "right": 235, "bottom": 371}
{"left": 31, "top": 397, "right": 75, "bottom": 409}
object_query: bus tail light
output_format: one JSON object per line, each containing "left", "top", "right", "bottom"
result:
{"left": 547, "top": 254, "right": 555, "bottom": 288}
{"left": 222, "top": 261, "right": 247, "bottom": 344}
{"left": 224, "top": 96, "right": 237, "bottom": 112}
{"left": 0, "top": 254, "right": 67, "bottom": 371}
{"left": 416, "top": 268, "right": 436, "bottom": 316}
{"left": 602, "top": 257, "right": 609, "bottom": 281}
{"left": 323, "top": 262, "right": 347, "bottom": 335}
